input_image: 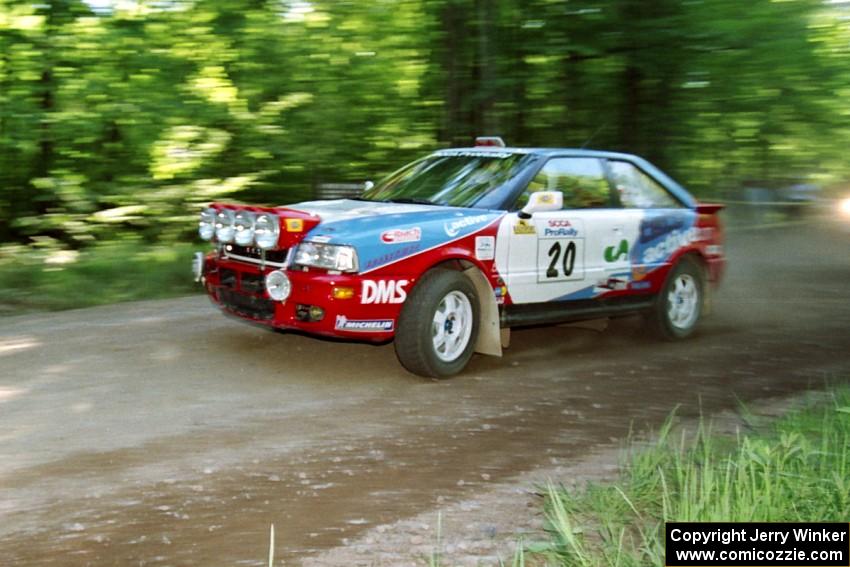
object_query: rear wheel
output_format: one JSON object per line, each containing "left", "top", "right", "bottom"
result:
{"left": 394, "top": 269, "right": 479, "bottom": 378}
{"left": 647, "top": 257, "right": 704, "bottom": 340}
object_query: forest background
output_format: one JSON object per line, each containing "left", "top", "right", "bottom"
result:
{"left": 1, "top": 0, "right": 848, "bottom": 308}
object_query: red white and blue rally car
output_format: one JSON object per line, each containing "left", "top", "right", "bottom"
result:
{"left": 194, "top": 138, "right": 725, "bottom": 377}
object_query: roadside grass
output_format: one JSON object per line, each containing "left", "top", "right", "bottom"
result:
{"left": 0, "top": 241, "right": 200, "bottom": 314}
{"left": 530, "top": 387, "right": 850, "bottom": 566}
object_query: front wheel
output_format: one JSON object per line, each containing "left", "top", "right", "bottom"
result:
{"left": 647, "top": 257, "right": 704, "bottom": 340}
{"left": 394, "top": 269, "right": 479, "bottom": 378}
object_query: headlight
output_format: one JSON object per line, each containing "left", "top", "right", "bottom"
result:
{"left": 254, "top": 213, "right": 281, "bottom": 249}
{"left": 839, "top": 197, "right": 850, "bottom": 218}
{"left": 233, "top": 211, "right": 256, "bottom": 246}
{"left": 294, "top": 242, "right": 358, "bottom": 272}
{"left": 265, "top": 270, "right": 291, "bottom": 301}
{"left": 199, "top": 208, "right": 216, "bottom": 241}
{"left": 215, "top": 209, "right": 236, "bottom": 242}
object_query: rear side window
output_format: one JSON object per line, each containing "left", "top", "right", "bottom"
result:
{"left": 516, "top": 157, "right": 611, "bottom": 209}
{"left": 608, "top": 161, "right": 682, "bottom": 209}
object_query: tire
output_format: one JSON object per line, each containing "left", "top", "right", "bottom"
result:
{"left": 394, "top": 268, "right": 480, "bottom": 378}
{"left": 647, "top": 256, "right": 704, "bottom": 340}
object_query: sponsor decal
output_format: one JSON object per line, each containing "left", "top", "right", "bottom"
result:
{"left": 543, "top": 226, "right": 578, "bottom": 238}
{"left": 285, "top": 218, "right": 304, "bottom": 232}
{"left": 444, "top": 214, "right": 491, "bottom": 237}
{"left": 513, "top": 220, "right": 536, "bottom": 235}
{"left": 542, "top": 218, "right": 581, "bottom": 238}
{"left": 642, "top": 228, "right": 697, "bottom": 264}
{"left": 604, "top": 239, "right": 629, "bottom": 263}
{"left": 475, "top": 236, "right": 495, "bottom": 260}
{"left": 361, "top": 279, "right": 409, "bottom": 304}
{"left": 493, "top": 284, "right": 508, "bottom": 304}
{"left": 630, "top": 280, "right": 652, "bottom": 290}
{"left": 363, "top": 244, "right": 421, "bottom": 271}
{"left": 335, "top": 315, "right": 394, "bottom": 332}
{"left": 381, "top": 227, "right": 421, "bottom": 244}
{"left": 310, "top": 235, "right": 332, "bottom": 243}
{"left": 538, "top": 193, "right": 555, "bottom": 204}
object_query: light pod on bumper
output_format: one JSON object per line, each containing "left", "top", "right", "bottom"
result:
{"left": 265, "top": 270, "right": 291, "bottom": 301}
{"left": 215, "top": 209, "right": 236, "bottom": 243}
{"left": 233, "top": 211, "right": 256, "bottom": 246}
{"left": 199, "top": 208, "right": 216, "bottom": 240}
{"left": 255, "top": 213, "right": 281, "bottom": 249}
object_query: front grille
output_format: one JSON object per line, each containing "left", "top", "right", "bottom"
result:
{"left": 240, "top": 272, "right": 265, "bottom": 293}
{"left": 220, "top": 268, "right": 238, "bottom": 289}
{"left": 219, "top": 289, "right": 275, "bottom": 320}
{"left": 223, "top": 244, "right": 288, "bottom": 267}
{"left": 216, "top": 268, "right": 264, "bottom": 294}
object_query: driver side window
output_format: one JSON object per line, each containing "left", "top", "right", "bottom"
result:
{"left": 516, "top": 157, "right": 611, "bottom": 210}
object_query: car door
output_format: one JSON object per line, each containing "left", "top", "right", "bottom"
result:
{"left": 499, "top": 156, "right": 641, "bottom": 304}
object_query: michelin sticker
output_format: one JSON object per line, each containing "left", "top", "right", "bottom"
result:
{"left": 335, "top": 315, "right": 394, "bottom": 332}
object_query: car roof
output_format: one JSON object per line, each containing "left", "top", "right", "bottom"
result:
{"left": 440, "top": 146, "right": 637, "bottom": 159}
{"left": 435, "top": 146, "right": 697, "bottom": 207}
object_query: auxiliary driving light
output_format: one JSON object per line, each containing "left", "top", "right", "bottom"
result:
{"left": 199, "top": 208, "right": 216, "bottom": 240}
{"left": 255, "top": 213, "right": 281, "bottom": 250}
{"left": 265, "top": 270, "right": 291, "bottom": 302}
{"left": 234, "top": 211, "right": 256, "bottom": 246}
{"left": 215, "top": 209, "right": 236, "bottom": 243}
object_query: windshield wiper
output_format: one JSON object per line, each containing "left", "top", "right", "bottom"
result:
{"left": 385, "top": 197, "right": 436, "bottom": 205}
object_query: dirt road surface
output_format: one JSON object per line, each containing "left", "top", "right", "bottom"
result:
{"left": 1, "top": 223, "right": 848, "bottom": 566}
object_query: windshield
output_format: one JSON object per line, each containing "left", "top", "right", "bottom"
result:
{"left": 362, "top": 152, "right": 527, "bottom": 208}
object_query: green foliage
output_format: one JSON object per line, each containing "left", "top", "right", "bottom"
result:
{"left": 532, "top": 389, "right": 850, "bottom": 566}
{"left": 0, "top": 240, "right": 199, "bottom": 312}
{"left": 1, "top": 0, "right": 849, "bottom": 309}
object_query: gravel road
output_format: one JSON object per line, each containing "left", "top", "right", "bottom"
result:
{"left": 1, "top": 222, "right": 848, "bottom": 566}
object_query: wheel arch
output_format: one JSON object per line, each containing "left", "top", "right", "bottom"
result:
{"left": 416, "top": 256, "right": 502, "bottom": 358}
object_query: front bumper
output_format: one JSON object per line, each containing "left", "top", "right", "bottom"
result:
{"left": 200, "top": 254, "right": 400, "bottom": 341}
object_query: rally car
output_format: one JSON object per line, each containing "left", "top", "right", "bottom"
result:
{"left": 193, "top": 138, "right": 725, "bottom": 378}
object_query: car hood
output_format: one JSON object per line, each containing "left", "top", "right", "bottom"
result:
{"left": 289, "top": 199, "right": 504, "bottom": 273}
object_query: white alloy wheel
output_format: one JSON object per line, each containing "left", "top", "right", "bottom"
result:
{"left": 667, "top": 273, "right": 699, "bottom": 331}
{"left": 432, "top": 290, "right": 474, "bottom": 362}
{"left": 394, "top": 268, "right": 480, "bottom": 378}
{"left": 647, "top": 257, "right": 704, "bottom": 340}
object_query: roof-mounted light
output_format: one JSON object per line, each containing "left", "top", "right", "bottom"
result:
{"left": 474, "top": 136, "right": 506, "bottom": 148}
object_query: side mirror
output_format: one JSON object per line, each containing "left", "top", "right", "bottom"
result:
{"left": 519, "top": 191, "right": 562, "bottom": 218}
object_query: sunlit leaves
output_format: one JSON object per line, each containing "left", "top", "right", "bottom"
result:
{"left": 149, "top": 126, "right": 231, "bottom": 180}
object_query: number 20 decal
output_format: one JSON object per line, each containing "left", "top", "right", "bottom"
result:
{"left": 537, "top": 238, "right": 584, "bottom": 282}
{"left": 546, "top": 241, "right": 576, "bottom": 278}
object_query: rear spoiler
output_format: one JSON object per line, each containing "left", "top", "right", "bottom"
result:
{"left": 695, "top": 203, "right": 725, "bottom": 215}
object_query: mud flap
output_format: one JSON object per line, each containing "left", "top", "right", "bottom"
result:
{"left": 463, "top": 267, "right": 502, "bottom": 357}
